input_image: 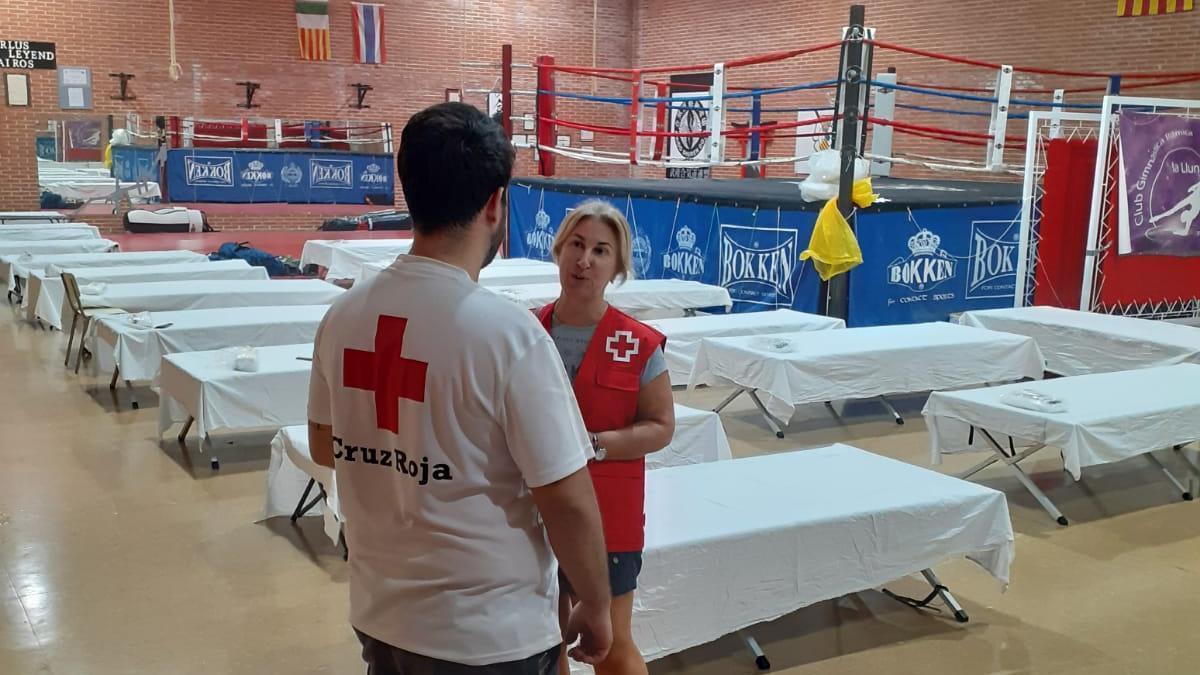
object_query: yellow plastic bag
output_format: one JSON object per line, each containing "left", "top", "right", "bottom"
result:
{"left": 800, "top": 197, "right": 863, "bottom": 281}
{"left": 852, "top": 177, "right": 879, "bottom": 208}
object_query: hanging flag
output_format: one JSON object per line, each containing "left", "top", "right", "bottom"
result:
{"left": 351, "top": 2, "right": 387, "bottom": 65}
{"left": 1117, "top": 0, "right": 1194, "bottom": 16}
{"left": 296, "top": 0, "right": 331, "bottom": 61}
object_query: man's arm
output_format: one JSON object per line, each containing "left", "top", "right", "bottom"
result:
{"left": 502, "top": 333, "right": 612, "bottom": 663}
{"left": 530, "top": 468, "right": 612, "bottom": 664}
{"left": 309, "top": 420, "right": 334, "bottom": 469}
{"left": 306, "top": 319, "right": 333, "bottom": 468}
{"left": 531, "top": 468, "right": 609, "bottom": 608}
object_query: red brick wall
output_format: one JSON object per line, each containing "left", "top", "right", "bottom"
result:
{"left": 0, "top": 0, "right": 635, "bottom": 216}
{"left": 5, "top": 0, "right": 1198, "bottom": 222}
{"left": 634, "top": 0, "right": 1200, "bottom": 179}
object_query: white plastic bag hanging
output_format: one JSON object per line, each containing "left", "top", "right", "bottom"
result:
{"left": 799, "top": 149, "right": 871, "bottom": 202}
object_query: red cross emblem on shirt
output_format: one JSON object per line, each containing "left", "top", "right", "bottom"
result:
{"left": 605, "top": 330, "right": 640, "bottom": 363}
{"left": 343, "top": 315, "right": 428, "bottom": 433}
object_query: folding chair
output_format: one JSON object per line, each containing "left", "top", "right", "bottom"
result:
{"left": 61, "top": 272, "right": 123, "bottom": 373}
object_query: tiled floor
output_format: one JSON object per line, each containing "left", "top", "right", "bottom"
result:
{"left": 2, "top": 307, "right": 1199, "bottom": 674}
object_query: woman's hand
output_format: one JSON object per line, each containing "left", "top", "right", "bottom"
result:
{"left": 595, "top": 371, "right": 675, "bottom": 461}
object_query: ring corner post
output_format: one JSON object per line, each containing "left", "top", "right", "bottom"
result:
{"left": 987, "top": 65, "right": 1014, "bottom": 171}
{"left": 749, "top": 94, "right": 763, "bottom": 178}
{"left": 536, "top": 54, "right": 556, "bottom": 177}
{"left": 824, "top": 3, "right": 867, "bottom": 322}
{"left": 501, "top": 44, "right": 514, "bottom": 139}
{"left": 869, "top": 67, "right": 896, "bottom": 177}
{"left": 708, "top": 62, "right": 727, "bottom": 169}
{"left": 629, "top": 70, "right": 643, "bottom": 166}
{"left": 652, "top": 82, "right": 669, "bottom": 161}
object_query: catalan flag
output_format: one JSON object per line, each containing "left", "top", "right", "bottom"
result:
{"left": 1118, "top": 0, "right": 1194, "bottom": 16}
{"left": 296, "top": 0, "right": 331, "bottom": 61}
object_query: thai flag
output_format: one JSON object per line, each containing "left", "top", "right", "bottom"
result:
{"left": 352, "top": 2, "right": 386, "bottom": 64}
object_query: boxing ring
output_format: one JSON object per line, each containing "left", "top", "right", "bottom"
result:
{"left": 472, "top": 5, "right": 1200, "bottom": 324}
{"left": 508, "top": 175, "right": 1022, "bottom": 325}
{"left": 108, "top": 117, "right": 397, "bottom": 205}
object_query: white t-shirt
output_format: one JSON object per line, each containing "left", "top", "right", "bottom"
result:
{"left": 308, "top": 254, "right": 592, "bottom": 666}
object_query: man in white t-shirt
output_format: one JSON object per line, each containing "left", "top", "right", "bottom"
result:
{"left": 308, "top": 103, "right": 613, "bottom": 674}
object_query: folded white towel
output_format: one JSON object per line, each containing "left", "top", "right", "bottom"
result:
{"left": 232, "top": 347, "right": 259, "bottom": 372}
{"left": 1000, "top": 389, "right": 1066, "bottom": 414}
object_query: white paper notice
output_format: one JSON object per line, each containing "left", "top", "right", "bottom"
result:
{"left": 67, "top": 88, "right": 84, "bottom": 107}
{"left": 62, "top": 69, "right": 88, "bottom": 86}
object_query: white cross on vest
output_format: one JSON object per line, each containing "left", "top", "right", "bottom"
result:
{"left": 605, "top": 330, "right": 639, "bottom": 363}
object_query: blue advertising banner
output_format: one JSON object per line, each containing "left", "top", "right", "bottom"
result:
{"left": 164, "top": 149, "right": 394, "bottom": 204}
{"left": 110, "top": 145, "right": 159, "bottom": 182}
{"left": 848, "top": 205, "right": 1021, "bottom": 327}
{"left": 508, "top": 183, "right": 823, "bottom": 313}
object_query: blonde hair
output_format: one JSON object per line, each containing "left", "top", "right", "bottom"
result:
{"left": 551, "top": 199, "right": 635, "bottom": 283}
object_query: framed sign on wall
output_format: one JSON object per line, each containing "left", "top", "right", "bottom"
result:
{"left": 5, "top": 73, "right": 29, "bottom": 106}
{"left": 58, "top": 66, "right": 93, "bottom": 109}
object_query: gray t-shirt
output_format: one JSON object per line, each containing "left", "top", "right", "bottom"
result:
{"left": 550, "top": 318, "right": 667, "bottom": 386}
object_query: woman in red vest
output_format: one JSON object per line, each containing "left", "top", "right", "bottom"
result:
{"left": 538, "top": 199, "right": 676, "bottom": 675}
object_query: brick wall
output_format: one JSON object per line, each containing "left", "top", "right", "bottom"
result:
{"left": 634, "top": 0, "right": 1200, "bottom": 179}
{"left": 4, "top": 0, "right": 1198, "bottom": 221}
{"left": 0, "top": 0, "right": 635, "bottom": 215}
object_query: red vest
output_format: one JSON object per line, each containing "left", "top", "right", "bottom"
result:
{"left": 537, "top": 303, "right": 666, "bottom": 552}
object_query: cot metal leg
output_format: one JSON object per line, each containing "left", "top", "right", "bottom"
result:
{"left": 823, "top": 400, "right": 843, "bottom": 420}
{"left": 108, "top": 367, "right": 120, "bottom": 390}
{"left": 922, "top": 569, "right": 968, "bottom": 623}
{"left": 1174, "top": 446, "right": 1200, "bottom": 497}
{"left": 879, "top": 395, "right": 904, "bottom": 425}
{"left": 291, "top": 479, "right": 317, "bottom": 522}
{"left": 196, "top": 434, "right": 218, "bottom": 469}
{"left": 125, "top": 379, "right": 138, "bottom": 410}
{"left": 747, "top": 390, "right": 785, "bottom": 439}
{"left": 1145, "top": 453, "right": 1193, "bottom": 501}
{"left": 712, "top": 387, "right": 747, "bottom": 413}
{"left": 881, "top": 568, "right": 969, "bottom": 624}
{"left": 1173, "top": 444, "right": 1200, "bottom": 476}
{"left": 977, "top": 429, "right": 1068, "bottom": 526}
{"left": 737, "top": 631, "right": 770, "bottom": 671}
{"left": 177, "top": 416, "right": 194, "bottom": 442}
{"left": 958, "top": 454, "right": 1002, "bottom": 481}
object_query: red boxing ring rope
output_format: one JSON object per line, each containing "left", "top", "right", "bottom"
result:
{"left": 869, "top": 39, "right": 1200, "bottom": 80}
{"left": 542, "top": 40, "right": 841, "bottom": 78}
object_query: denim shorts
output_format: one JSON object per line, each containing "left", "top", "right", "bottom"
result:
{"left": 558, "top": 551, "right": 643, "bottom": 598}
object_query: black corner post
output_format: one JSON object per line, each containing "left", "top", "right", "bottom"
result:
{"left": 822, "top": 4, "right": 868, "bottom": 320}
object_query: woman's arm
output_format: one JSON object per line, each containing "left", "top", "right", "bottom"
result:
{"left": 594, "top": 370, "right": 675, "bottom": 461}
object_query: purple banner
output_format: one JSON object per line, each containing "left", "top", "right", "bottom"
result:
{"left": 1118, "top": 111, "right": 1200, "bottom": 256}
